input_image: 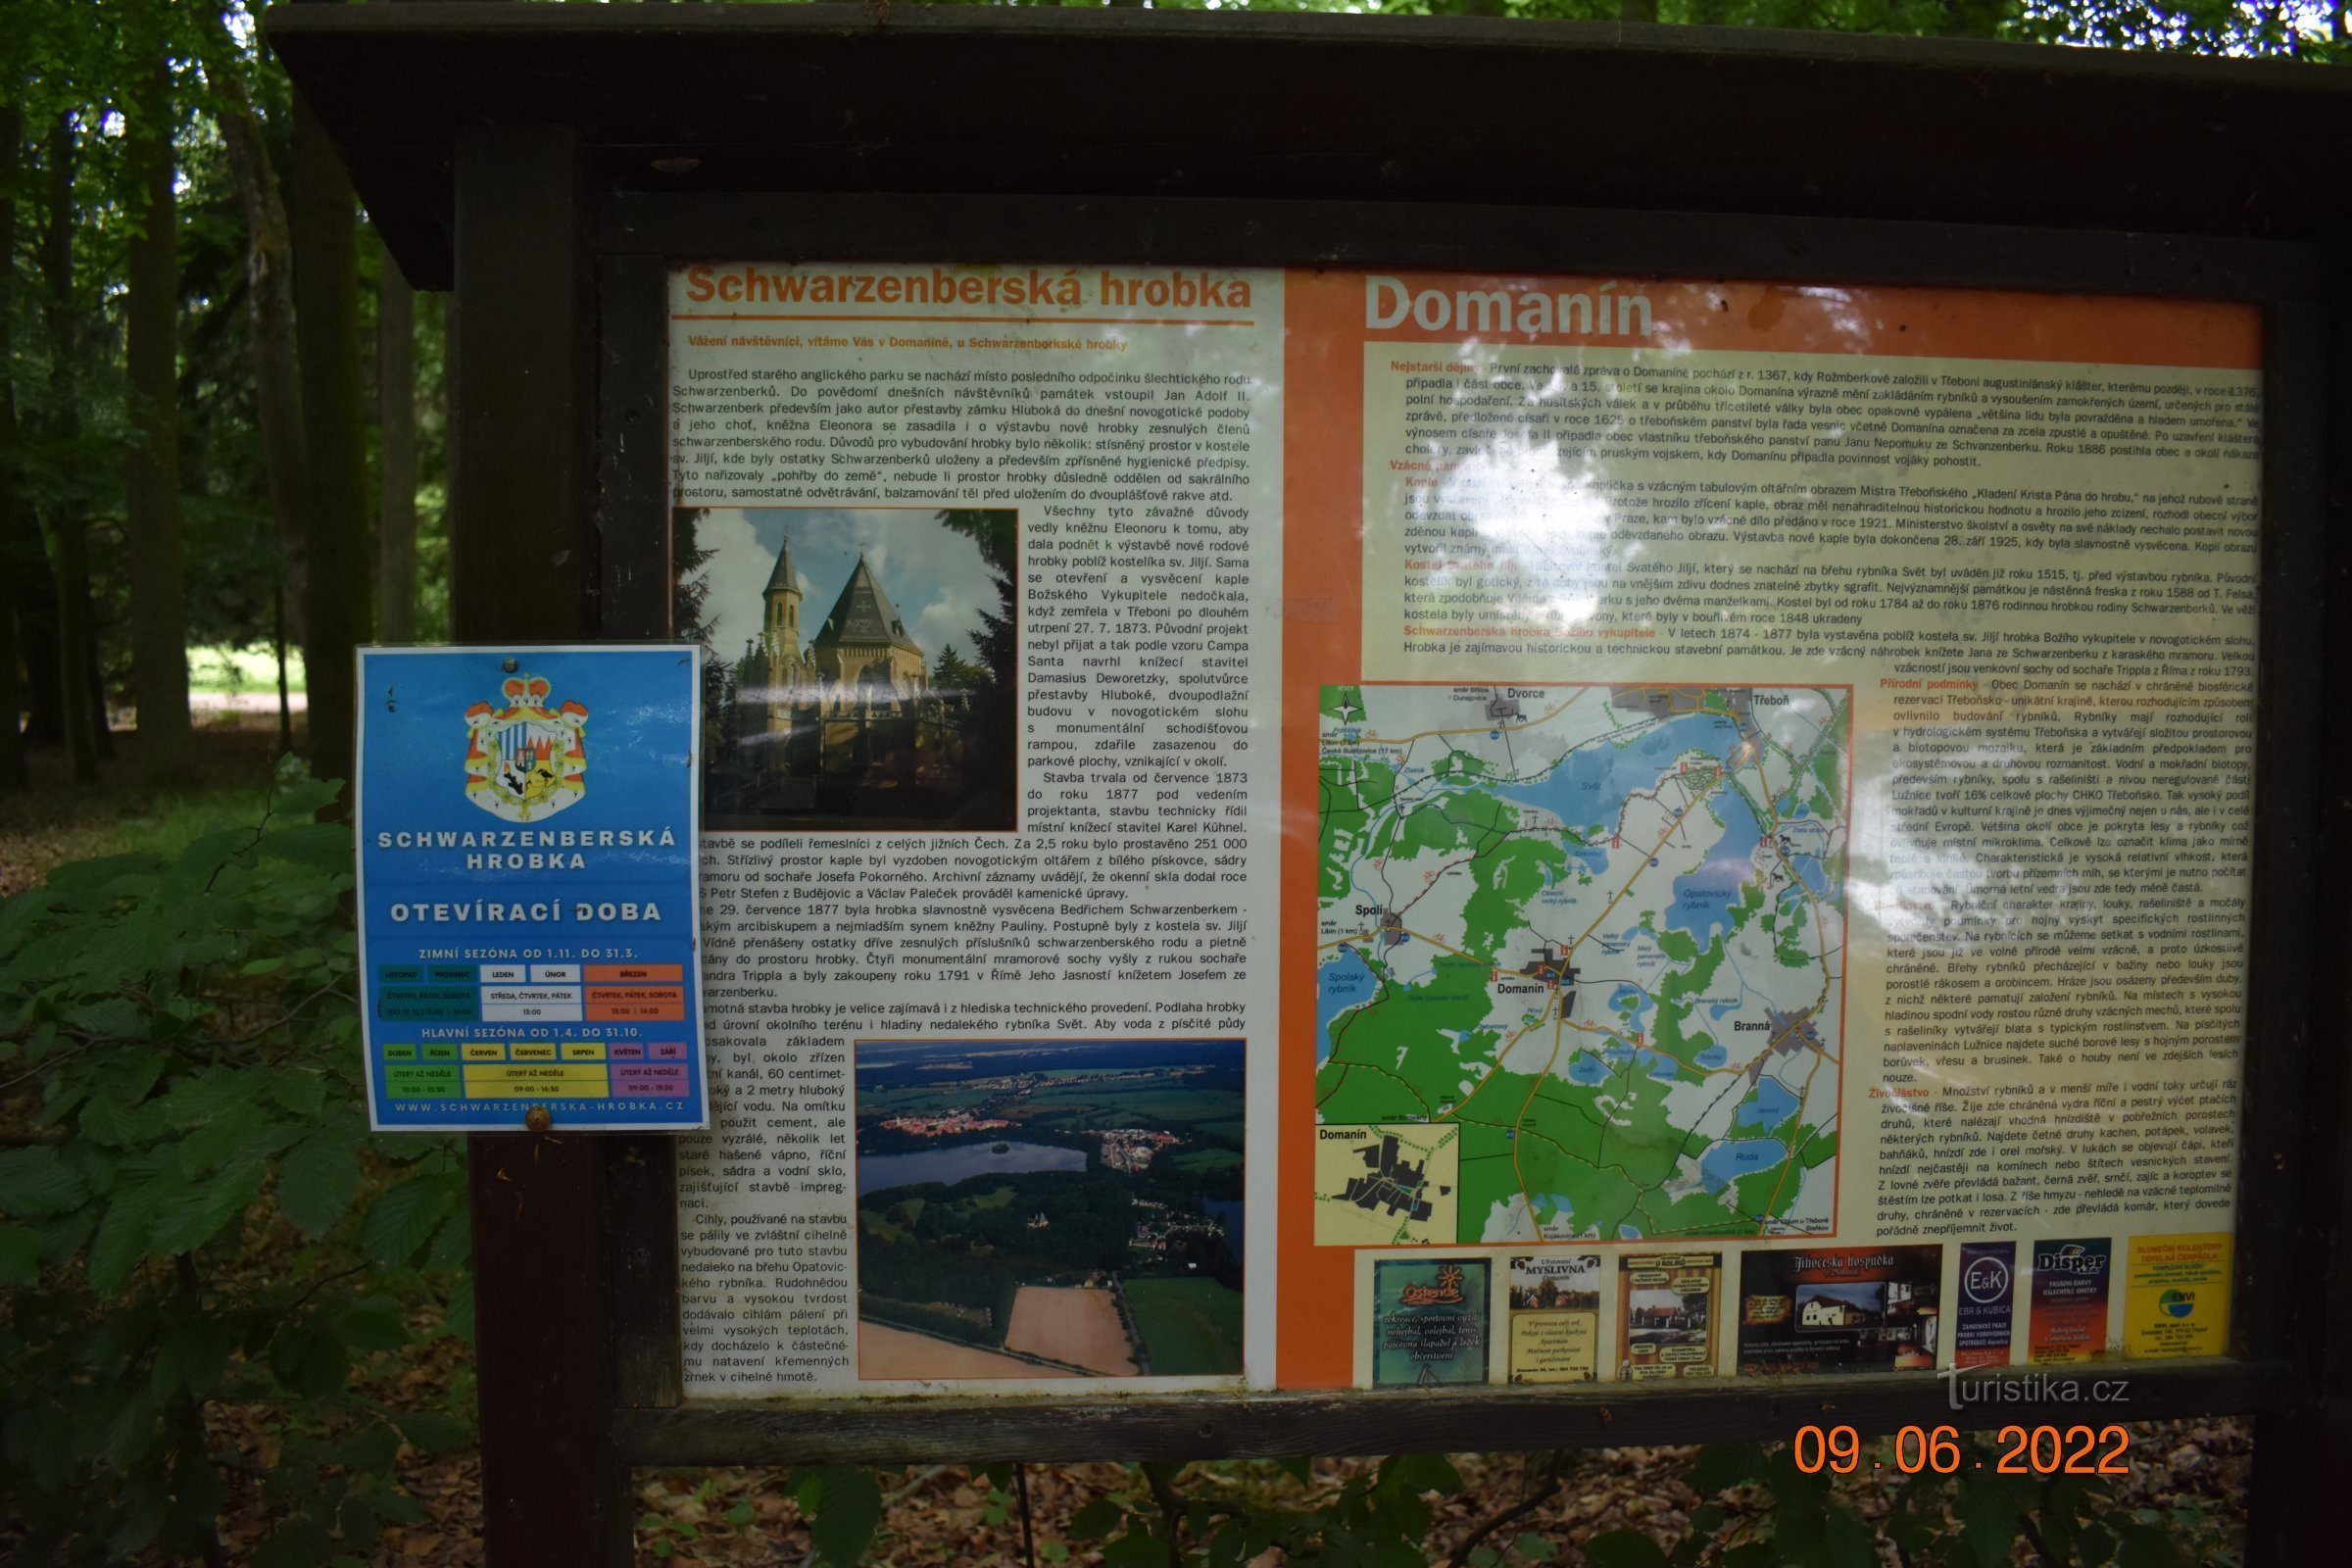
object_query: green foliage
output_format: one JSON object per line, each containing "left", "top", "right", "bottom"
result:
{"left": 0, "top": 760, "right": 470, "bottom": 1563}
{"left": 800, "top": 1465, "right": 887, "bottom": 1567}
{"left": 931, "top": 641, "right": 986, "bottom": 690}
{"left": 5, "top": 0, "right": 454, "bottom": 749}
{"left": 1585, "top": 1532, "right": 1669, "bottom": 1568}
{"left": 1672, "top": 1431, "right": 2185, "bottom": 1568}
{"left": 738, "top": 1441, "right": 2229, "bottom": 1568}
{"left": 1053, "top": 1455, "right": 1481, "bottom": 1568}
{"left": 2017, "top": 0, "right": 2344, "bottom": 58}
{"left": 766, "top": 0, "right": 2347, "bottom": 55}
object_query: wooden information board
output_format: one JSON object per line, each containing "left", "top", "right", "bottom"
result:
{"left": 271, "top": 8, "right": 2351, "bottom": 1564}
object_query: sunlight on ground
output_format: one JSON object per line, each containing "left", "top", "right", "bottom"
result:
{"left": 187, "top": 642, "right": 307, "bottom": 696}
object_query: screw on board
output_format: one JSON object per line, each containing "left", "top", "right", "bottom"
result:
{"left": 502, "top": 657, "right": 519, "bottom": 673}
{"left": 524, "top": 1104, "right": 553, "bottom": 1133}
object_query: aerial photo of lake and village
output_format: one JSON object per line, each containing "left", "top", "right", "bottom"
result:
{"left": 853, "top": 1038, "right": 1247, "bottom": 1381}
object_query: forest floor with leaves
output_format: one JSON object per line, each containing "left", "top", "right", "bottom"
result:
{"left": 373, "top": 1421, "right": 2251, "bottom": 1567}
{"left": 160, "top": 1362, "right": 2261, "bottom": 1568}
{"left": 6, "top": 724, "right": 2257, "bottom": 1566}
{"left": 0, "top": 717, "right": 296, "bottom": 899}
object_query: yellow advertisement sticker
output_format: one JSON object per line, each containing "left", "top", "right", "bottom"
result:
{"left": 2125, "top": 1233, "right": 2230, "bottom": 1359}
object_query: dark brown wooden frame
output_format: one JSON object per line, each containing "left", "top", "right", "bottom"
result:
{"left": 269, "top": 8, "right": 2351, "bottom": 1564}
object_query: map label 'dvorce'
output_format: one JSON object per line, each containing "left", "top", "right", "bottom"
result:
{"left": 1316, "top": 681, "right": 1848, "bottom": 1245}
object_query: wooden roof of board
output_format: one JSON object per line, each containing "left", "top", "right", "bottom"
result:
{"left": 265, "top": 3, "right": 2352, "bottom": 291}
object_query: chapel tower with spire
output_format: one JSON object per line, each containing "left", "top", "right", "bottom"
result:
{"left": 728, "top": 532, "right": 945, "bottom": 791}
{"left": 758, "top": 532, "right": 807, "bottom": 691}
{"left": 730, "top": 530, "right": 814, "bottom": 754}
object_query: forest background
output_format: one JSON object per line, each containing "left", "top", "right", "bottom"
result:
{"left": 0, "top": 0, "right": 2325, "bottom": 1564}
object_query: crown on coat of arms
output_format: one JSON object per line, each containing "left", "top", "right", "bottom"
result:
{"left": 462, "top": 671, "right": 589, "bottom": 823}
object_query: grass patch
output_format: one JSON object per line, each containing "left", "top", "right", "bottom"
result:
{"left": 0, "top": 727, "right": 314, "bottom": 901}
{"left": 187, "top": 642, "right": 307, "bottom": 696}
{"left": 1170, "top": 1149, "right": 1243, "bottom": 1172}
{"left": 1124, "top": 1277, "right": 1244, "bottom": 1376}
{"left": 116, "top": 791, "right": 284, "bottom": 860}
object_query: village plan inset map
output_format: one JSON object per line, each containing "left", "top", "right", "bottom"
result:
{"left": 1316, "top": 683, "right": 1847, "bottom": 1244}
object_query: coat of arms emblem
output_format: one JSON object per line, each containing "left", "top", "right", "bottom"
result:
{"left": 464, "top": 674, "right": 588, "bottom": 822}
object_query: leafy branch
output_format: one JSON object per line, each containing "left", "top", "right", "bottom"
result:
{"left": 0, "top": 761, "right": 473, "bottom": 1565}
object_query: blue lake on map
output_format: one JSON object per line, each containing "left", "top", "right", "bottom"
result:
{"left": 858, "top": 1141, "right": 1086, "bottom": 1197}
{"left": 1317, "top": 947, "right": 1380, "bottom": 1064}
{"left": 1736, "top": 1077, "right": 1800, "bottom": 1129}
{"left": 1667, "top": 791, "right": 1763, "bottom": 943}
{"left": 1494, "top": 712, "right": 1740, "bottom": 840}
{"left": 1609, "top": 983, "right": 1653, "bottom": 1033}
{"left": 1601, "top": 1038, "right": 1682, "bottom": 1081}
{"left": 1696, "top": 1044, "right": 1729, "bottom": 1068}
{"left": 1788, "top": 854, "right": 1835, "bottom": 900}
{"left": 1567, "top": 1051, "right": 1609, "bottom": 1086}
{"left": 1541, "top": 849, "right": 1611, "bottom": 883}
{"left": 1698, "top": 1138, "right": 1788, "bottom": 1193}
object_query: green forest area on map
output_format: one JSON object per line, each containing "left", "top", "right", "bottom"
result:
{"left": 1315, "top": 683, "right": 1848, "bottom": 1245}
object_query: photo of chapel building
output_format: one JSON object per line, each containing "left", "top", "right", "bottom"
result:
{"left": 736, "top": 535, "right": 932, "bottom": 705}
{"left": 687, "top": 506, "right": 1018, "bottom": 832}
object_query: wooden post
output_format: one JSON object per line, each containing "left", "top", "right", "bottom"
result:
{"left": 2242, "top": 285, "right": 2352, "bottom": 1568}
{"left": 450, "top": 126, "right": 592, "bottom": 638}
{"left": 449, "top": 123, "right": 630, "bottom": 1568}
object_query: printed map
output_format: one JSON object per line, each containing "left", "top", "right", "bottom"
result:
{"left": 1316, "top": 683, "right": 1846, "bottom": 1244}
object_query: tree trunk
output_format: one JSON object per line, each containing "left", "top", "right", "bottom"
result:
{"left": 38, "top": 114, "right": 97, "bottom": 785}
{"left": 46, "top": 524, "right": 99, "bottom": 784}
{"left": 0, "top": 589, "right": 21, "bottom": 792}
{"left": 12, "top": 564, "right": 63, "bottom": 745}
{"left": 125, "top": 50, "right": 191, "bottom": 772}
{"left": 274, "top": 585, "right": 293, "bottom": 756}
{"left": 377, "top": 241, "right": 417, "bottom": 642}
{"left": 0, "top": 105, "right": 28, "bottom": 792}
{"left": 291, "top": 84, "right": 369, "bottom": 785}
{"left": 201, "top": 24, "right": 308, "bottom": 643}
{"left": 85, "top": 624, "right": 114, "bottom": 761}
